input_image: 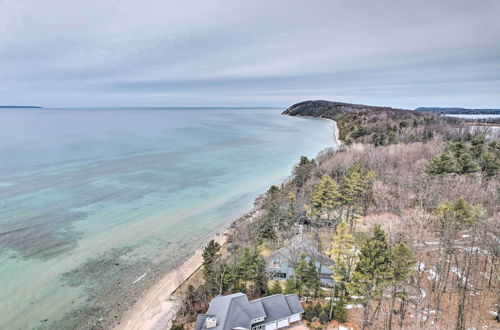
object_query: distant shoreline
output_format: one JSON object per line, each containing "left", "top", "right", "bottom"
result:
{"left": 415, "top": 106, "right": 500, "bottom": 115}
{"left": 0, "top": 106, "right": 43, "bottom": 108}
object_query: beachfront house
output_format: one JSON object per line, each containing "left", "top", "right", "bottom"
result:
{"left": 266, "top": 234, "right": 334, "bottom": 286}
{"left": 268, "top": 252, "right": 334, "bottom": 286}
{"left": 195, "top": 293, "right": 304, "bottom": 330}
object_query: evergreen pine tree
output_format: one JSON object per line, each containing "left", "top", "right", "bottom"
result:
{"left": 249, "top": 249, "right": 267, "bottom": 296}
{"left": 470, "top": 132, "right": 486, "bottom": 158}
{"left": 294, "top": 254, "right": 309, "bottom": 295}
{"left": 447, "top": 141, "right": 467, "bottom": 158}
{"left": 371, "top": 132, "right": 386, "bottom": 146}
{"left": 202, "top": 240, "right": 221, "bottom": 266}
{"left": 347, "top": 225, "right": 393, "bottom": 299}
{"left": 333, "top": 298, "right": 348, "bottom": 323}
{"left": 426, "top": 153, "right": 456, "bottom": 175}
{"left": 319, "top": 310, "right": 329, "bottom": 324}
{"left": 232, "top": 280, "right": 246, "bottom": 294}
{"left": 329, "top": 221, "right": 357, "bottom": 287}
{"left": 456, "top": 152, "right": 480, "bottom": 174}
{"left": 284, "top": 278, "right": 298, "bottom": 294}
{"left": 299, "top": 155, "right": 310, "bottom": 165}
{"left": 287, "top": 191, "right": 297, "bottom": 223}
{"left": 306, "top": 258, "right": 320, "bottom": 297}
{"left": 387, "top": 130, "right": 396, "bottom": 144}
{"left": 259, "top": 186, "right": 282, "bottom": 240}
{"left": 269, "top": 280, "right": 283, "bottom": 295}
{"left": 470, "top": 142, "right": 485, "bottom": 159}
{"left": 235, "top": 247, "right": 268, "bottom": 296}
{"left": 313, "top": 302, "right": 323, "bottom": 318}
{"left": 340, "top": 164, "right": 365, "bottom": 225}
{"left": 257, "top": 216, "right": 276, "bottom": 240}
{"left": 434, "top": 199, "right": 486, "bottom": 251}
{"left": 311, "top": 174, "right": 341, "bottom": 221}
{"left": 346, "top": 225, "right": 393, "bottom": 328}
{"left": 391, "top": 242, "right": 415, "bottom": 285}
{"left": 480, "top": 152, "right": 499, "bottom": 178}
{"left": 293, "top": 156, "right": 316, "bottom": 188}
{"left": 340, "top": 165, "right": 364, "bottom": 206}
{"left": 304, "top": 304, "right": 315, "bottom": 321}
{"left": 323, "top": 300, "right": 332, "bottom": 317}
{"left": 202, "top": 240, "right": 221, "bottom": 294}
{"left": 388, "top": 242, "right": 415, "bottom": 330}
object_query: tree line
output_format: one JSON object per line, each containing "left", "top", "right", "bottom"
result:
{"left": 174, "top": 120, "right": 498, "bottom": 329}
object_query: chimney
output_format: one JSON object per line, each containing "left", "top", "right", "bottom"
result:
{"left": 205, "top": 316, "right": 217, "bottom": 329}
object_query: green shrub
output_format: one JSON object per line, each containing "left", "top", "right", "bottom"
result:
{"left": 170, "top": 323, "right": 184, "bottom": 330}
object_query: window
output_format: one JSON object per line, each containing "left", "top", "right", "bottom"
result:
{"left": 271, "top": 272, "right": 286, "bottom": 279}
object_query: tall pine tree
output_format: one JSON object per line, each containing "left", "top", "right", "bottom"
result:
{"left": 202, "top": 240, "right": 221, "bottom": 295}
{"left": 329, "top": 221, "right": 358, "bottom": 290}
{"left": 388, "top": 242, "right": 415, "bottom": 330}
{"left": 347, "top": 225, "right": 393, "bottom": 329}
{"left": 311, "top": 174, "right": 341, "bottom": 222}
{"left": 306, "top": 258, "right": 320, "bottom": 297}
{"left": 294, "top": 254, "right": 309, "bottom": 296}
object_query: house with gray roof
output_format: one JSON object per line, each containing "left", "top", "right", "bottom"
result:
{"left": 195, "top": 293, "right": 304, "bottom": 330}
{"left": 267, "top": 234, "right": 334, "bottom": 286}
{"left": 268, "top": 252, "right": 334, "bottom": 286}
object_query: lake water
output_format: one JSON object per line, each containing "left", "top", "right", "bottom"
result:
{"left": 445, "top": 114, "right": 500, "bottom": 119}
{"left": 0, "top": 107, "right": 335, "bottom": 329}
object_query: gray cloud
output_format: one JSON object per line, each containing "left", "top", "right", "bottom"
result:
{"left": 1, "top": 0, "right": 499, "bottom": 108}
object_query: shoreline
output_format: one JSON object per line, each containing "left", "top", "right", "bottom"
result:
{"left": 115, "top": 115, "right": 337, "bottom": 330}
{"left": 116, "top": 208, "right": 264, "bottom": 330}
{"left": 286, "top": 114, "right": 341, "bottom": 147}
{"left": 116, "top": 232, "right": 228, "bottom": 330}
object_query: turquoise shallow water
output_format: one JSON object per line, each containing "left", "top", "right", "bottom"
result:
{"left": 0, "top": 107, "right": 334, "bottom": 329}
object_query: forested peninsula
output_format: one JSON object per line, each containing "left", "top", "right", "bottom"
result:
{"left": 172, "top": 100, "right": 499, "bottom": 330}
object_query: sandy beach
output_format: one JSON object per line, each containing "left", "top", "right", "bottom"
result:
{"left": 117, "top": 233, "right": 228, "bottom": 330}
{"left": 116, "top": 206, "right": 264, "bottom": 330}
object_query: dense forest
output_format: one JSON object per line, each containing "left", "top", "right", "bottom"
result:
{"left": 174, "top": 101, "right": 499, "bottom": 329}
{"left": 416, "top": 107, "right": 500, "bottom": 115}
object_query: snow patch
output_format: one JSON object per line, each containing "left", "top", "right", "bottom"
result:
{"left": 418, "top": 309, "right": 438, "bottom": 321}
{"left": 415, "top": 262, "right": 425, "bottom": 272}
{"left": 428, "top": 269, "right": 439, "bottom": 281}
{"left": 480, "top": 272, "right": 491, "bottom": 280}
{"left": 345, "top": 304, "right": 363, "bottom": 309}
{"left": 451, "top": 267, "right": 466, "bottom": 283}
{"left": 420, "top": 288, "right": 426, "bottom": 299}
{"left": 464, "top": 246, "right": 489, "bottom": 255}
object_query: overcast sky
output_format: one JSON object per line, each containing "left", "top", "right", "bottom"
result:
{"left": 1, "top": 0, "right": 499, "bottom": 108}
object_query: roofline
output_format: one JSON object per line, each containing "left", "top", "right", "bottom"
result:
{"left": 251, "top": 293, "right": 284, "bottom": 301}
